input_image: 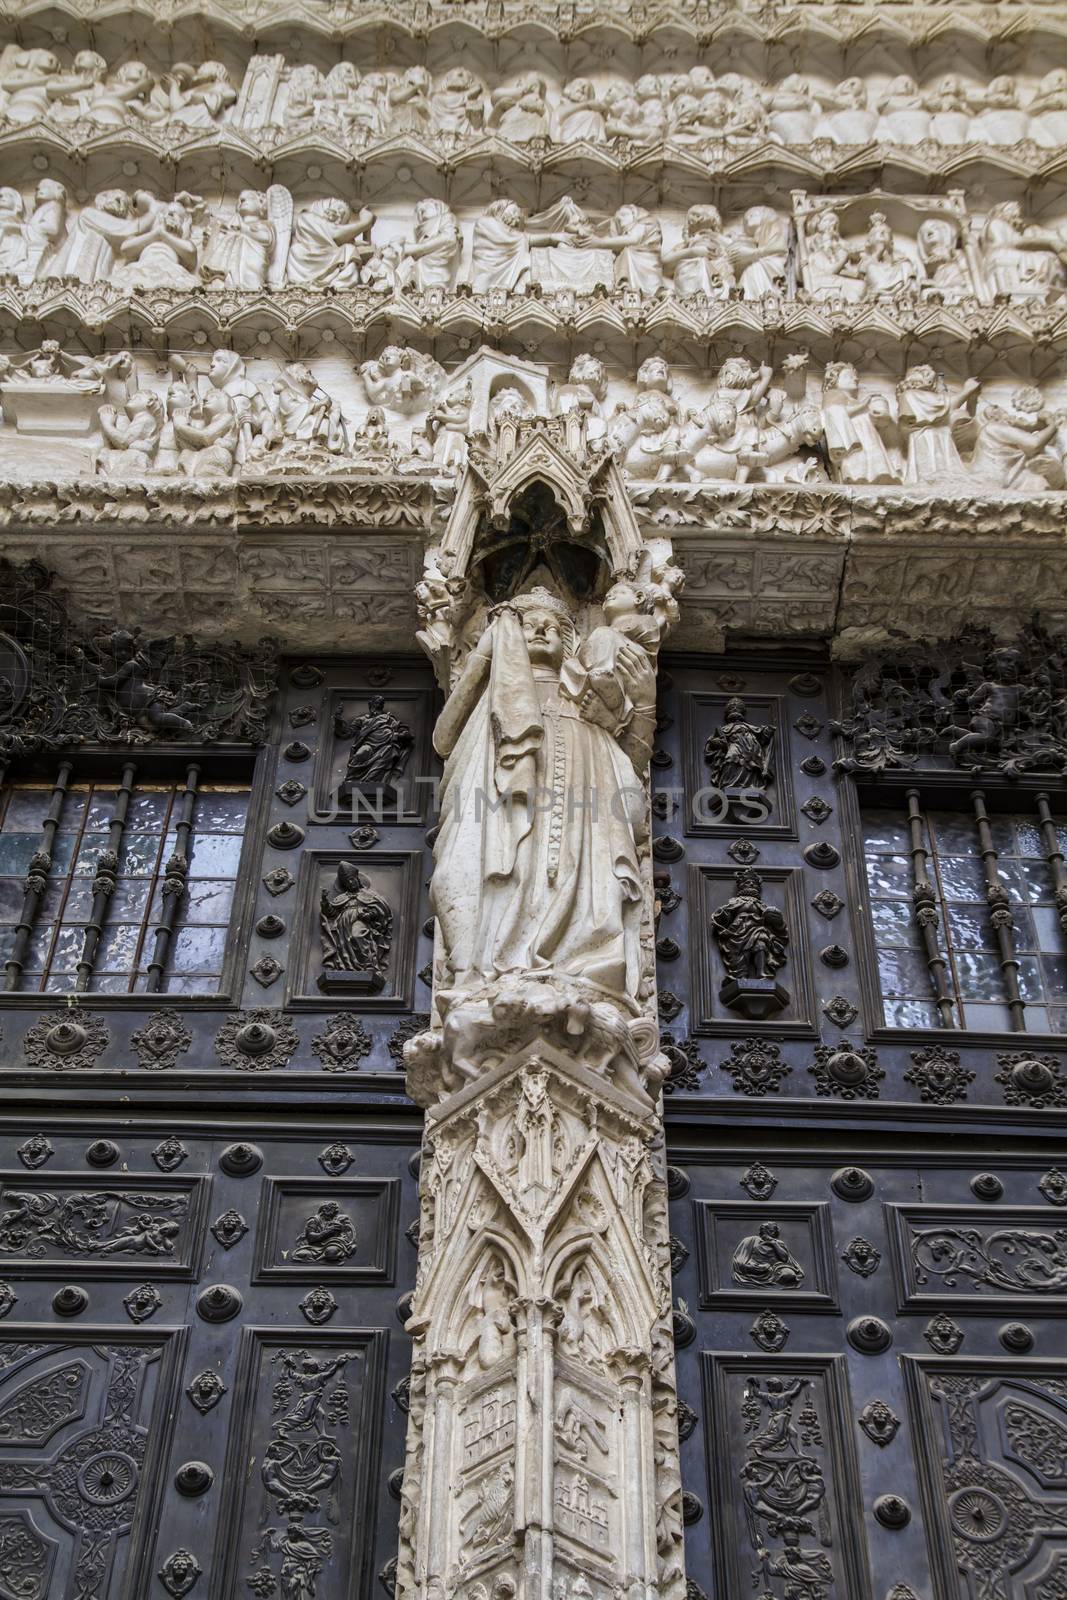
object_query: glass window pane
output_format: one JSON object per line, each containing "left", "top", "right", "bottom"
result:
{"left": 126, "top": 790, "right": 171, "bottom": 828}
{"left": 161, "top": 972, "right": 221, "bottom": 996}
{"left": 1015, "top": 820, "right": 1045, "bottom": 856}
{"left": 107, "top": 880, "right": 151, "bottom": 919}
{"left": 46, "top": 926, "right": 87, "bottom": 971}
{"left": 55, "top": 790, "right": 90, "bottom": 830}
{"left": 169, "top": 926, "right": 227, "bottom": 973}
{"left": 119, "top": 833, "right": 164, "bottom": 875}
{"left": 84, "top": 791, "right": 119, "bottom": 829}
{"left": 946, "top": 904, "right": 996, "bottom": 951}
{"left": 0, "top": 834, "right": 43, "bottom": 875}
{"left": 936, "top": 853, "right": 987, "bottom": 900}
{"left": 195, "top": 790, "right": 249, "bottom": 830}
{"left": 863, "top": 812, "right": 911, "bottom": 852}
{"left": 0, "top": 878, "right": 23, "bottom": 924}
{"left": 954, "top": 951, "right": 1007, "bottom": 999}
{"left": 1, "top": 789, "right": 53, "bottom": 831}
{"left": 1016, "top": 955, "right": 1046, "bottom": 1003}
{"left": 928, "top": 812, "right": 978, "bottom": 854}
{"left": 884, "top": 996, "right": 942, "bottom": 1028}
{"left": 1049, "top": 1008, "right": 1067, "bottom": 1034}
{"left": 870, "top": 898, "right": 921, "bottom": 946}
{"left": 866, "top": 854, "right": 912, "bottom": 898}
{"left": 987, "top": 817, "right": 1016, "bottom": 856}
{"left": 878, "top": 948, "right": 933, "bottom": 998}
{"left": 962, "top": 1001, "right": 1015, "bottom": 1030}
{"left": 187, "top": 833, "right": 244, "bottom": 877}
{"left": 90, "top": 973, "right": 132, "bottom": 995}
{"left": 73, "top": 834, "right": 111, "bottom": 875}
{"left": 1016, "top": 858, "right": 1054, "bottom": 904}
{"left": 1041, "top": 954, "right": 1067, "bottom": 1000}
{"left": 1033, "top": 907, "right": 1064, "bottom": 952}
{"left": 95, "top": 923, "right": 142, "bottom": 971}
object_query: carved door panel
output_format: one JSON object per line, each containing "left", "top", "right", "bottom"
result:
{"left": 669, "top": 1143, "right": 1067, "bottom": 1600}
{"left": 0, "top": 1115, "right": 420, "bottom": 1599}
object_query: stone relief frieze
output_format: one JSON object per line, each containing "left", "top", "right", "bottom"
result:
{"left": 4, "top": 341, "right": 1067, "bottom": 499}
{"left": 3, "top": 181, "right": 1065, "bottom": 315}
{"left": 8, "top": 51, "right": 1067, "bottom": 162}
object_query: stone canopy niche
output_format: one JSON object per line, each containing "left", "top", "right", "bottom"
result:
{"left": 396, "top": 398, "right": 687, "bottom": 1600}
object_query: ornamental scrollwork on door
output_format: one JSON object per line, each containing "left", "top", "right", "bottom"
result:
{"left": 911, "top": 1225, "right": 1067, "bottom": 1294}
{"left": 0, "top": 1187, "right": 189, "bottom": 1262}
{"left": 740, "top": 1375, "right": 832, "bottom": 1599}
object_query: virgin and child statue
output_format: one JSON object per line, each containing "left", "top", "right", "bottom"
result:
{"left": 430, "top": 585, "right": 658, "bottom": 1005}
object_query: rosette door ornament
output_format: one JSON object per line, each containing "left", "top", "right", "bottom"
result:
{"left": 397, "top": 441, "right": 687, "bottom": 1600}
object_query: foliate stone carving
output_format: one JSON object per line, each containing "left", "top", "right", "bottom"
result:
{"left": 721, "top": 1038, "right": 790, "bottom": 1096}
{"left": 130, "top": 1012, "right": 192, "bottom": 1072}
{"left": 904, "top": 1046, "right": 975, "bottom": 1105}
{"left": 22, "top": 1013, "right": 108, "bottom": 1072}
{"left": 214, "top": 1010, "right": 298, "bottom": 1073}
{"left": 310, "top": 1014, "right": 372, "bottom": 1072}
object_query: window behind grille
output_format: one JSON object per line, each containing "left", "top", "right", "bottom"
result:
{"left": 0, "top": 770, "right": 250, "bottom": 996}
{"left": 863, "top": 794, "right": 1067, "bottom": 1033}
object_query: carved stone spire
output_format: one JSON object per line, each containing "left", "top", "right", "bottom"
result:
{"left": 398, "top": 437, "right": 686, "bottom": 1600}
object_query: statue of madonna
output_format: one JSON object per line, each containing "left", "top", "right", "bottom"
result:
{"left": 430, "top": 586, "right": 657, "bottom": 1004}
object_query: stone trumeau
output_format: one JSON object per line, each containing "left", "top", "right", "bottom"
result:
{"left": 3, "top": 4, "right": 1067, "bottom": 1600}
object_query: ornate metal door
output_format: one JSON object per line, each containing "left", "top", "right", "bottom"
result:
{"left": 0, "top": 1113, "right": 420, "bottom": 1600}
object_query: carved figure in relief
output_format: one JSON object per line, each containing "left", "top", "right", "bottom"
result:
{"left": 431, "top": 586, "right": 653, "bottom": 1001}
{"left": 292, "top": 1201, "right": 357, "bottom": 1264}
{"left": 460, "top": 1463, "right": 515, "bottom": 1548}
{"left": 424, "top": 382, "right": 472, "bottom": 469}
{"left": 95, "top": 392, "right": 164, "bottom": 476}
{"left": 812, "top": 76, "right": 878, "bottom": 144}
{"left": 711, "top": 869, "right": 788, "bottom": 982}
{"left": 1029, "top": 69, "right": 1067, "bottom": 147}
{"left": 471, "top": 199, "right": 570, "bottom": 293}
{"left": 875, "top": 75, "right": 931, "bottom": 145}
{"left": 572, "top": 204, "right": 663, "bottom": 295}
{"left": 202, "top": 186, "right": 291, "bottom": 290}
{"left": 90, "top": 629, "right": 201, "bottom": 734}
{"left": 491, "top": 73, "right": 550, "bottom": 142}
{"left": 111, "top": 192, "right": 203, "bottom": 290}
{"left": 319, "top": 861, "right": 392, "bottom": 983}
{"left": 0, "top": 188, "right": 27, "bottom": 277}
{"left": 257, "top": 363, "right": 350, "bottom": 463}
{"left": 731, "top": 207, "right": 789, "bottom": 299}
{"left": 820, "top": 363, "right": 898, "bottom": 485}
{"left": 704, "top": 697, "right": 774, "bottom": 791}
{"left": 359, "top": 346, "right": 443, "bottom": 415}
{"left": 978, "top": 202, "right": 1067, "bottom": 299}
{"left": 467, "top": 1255, "right": 516, "bottom": 1370}
{"left": 971, "top": 388, "right": 1065, "bottom": 491}
{"left": 334, "top": 694, "right": 414, "bottom": 793}
{"left": 430, "top": 69, "right": 486, "bottom": 138}
{"left": 15, "top": 179, "right": 66, "bottom": 280}
{"left": 146, "top": 61, "right": 237, "bottom": 126}
{"left": 287, "top": 197, "right": 374, "bottom": 288}
{"left": 895, "top": 365, "right": 979, "bottom": 484}
{"left": 969, "top": 75, "right": 1029, "bottom": 146}
{"left": 802, "top": 209, "right": 865, "bottom": 302}
{"left": 917, "top": 216, "right": 973, "bottom": 301}
{"left": 731, "top": 1222, "right": 805, "bottom": 1287}
{"left": 557, "top": 1386, "right": 610, "bottom": 1459}
{"left": 396, "top": 198, "right": 461, "bottom": 291}
{"left": 557, "top": 1257, "right": 617, "bottom": 1360}
{"left": 856, "top": 212, "right": 919, "bottom": 296}
{"left": 662, "top": 205, "right": 734, "bottom": 299}
{"left": 171, "top": 388, "right": 240, "bottom": 476}
{"left": 555, "top": 354, "right": 609, "bottom": 439}
{"left": 272, "top": 1350, "right": 354, "bottom": 1435}
{"left": 48, "top": 188, "right": 136, "bottom": 283}
{"left": 767, "top": 75, "right": 819, "bottom": 143}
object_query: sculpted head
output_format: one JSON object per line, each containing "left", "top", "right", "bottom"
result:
{"left": 717, "top": 356, "right": 756, "bottom": 390}
{"left": 508, "top": 588, "right": 575, "bottom": 666}
{"left": 684, "top": 204, "right": 723, "bottom": 241}
{"left": 238, "top": 189, "right": 266, "bottom": 217}
{"left": 823, "top": 361, "right": 858, "bottom": 394}
{"left": 0, "top": 188, "right": 21, "bottom": 218}
{"left": 95, "top": 189, "right": 130, "bottom": 217}
{"left": 568, "top": 353, "right": 607, "bottom": 398}
{"left": 34, "top": 178, "right": 65, "bottom": 205}
{"left": 637, "top": 356, "right": 672, "bottom": 393}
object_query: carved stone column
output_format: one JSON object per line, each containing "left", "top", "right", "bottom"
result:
{"left": 398, "top": 419, "right": 686, "bottom": 1600}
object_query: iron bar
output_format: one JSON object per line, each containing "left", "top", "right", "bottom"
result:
{"left": 75, "top": 762, "right": 137, "bottom": 992}
{"left": 4, "top": 762, "right": 72, "bottom": 992}
{"left": 971, "top": 789, "right": 1025, "bottom": 1032}
{"left": 144, "top": 765, "right": 200, "bottom": 994}
{"left": 905, "top": 788, "right": 955, "bottom": 1028}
